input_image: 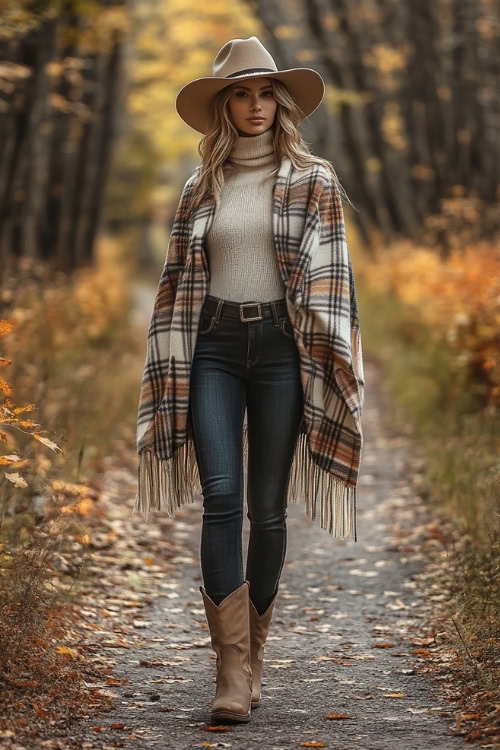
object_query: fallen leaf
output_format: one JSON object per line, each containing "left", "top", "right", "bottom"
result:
{"left": 4, "top": 471, "right": 27, "bottom": 487}
{"left": 348, "top": 569, "right": 379, "bottom": 576}
{"left": 106, "top": 677, "right": 128, "bottom": 686}
{"left": 203, "top": 724, "right": 233, "bottom": 732}
{"left": 384, "top": 692, "right": 406, "bottom": 698}
{"left": 33, "top": 434, "right": 63, "bottom": 452}
{"left": 0, "top": 453, "right": 21, "bottom": 464}
{"left": 326, "top": 713, "right": 352, "bottom": 719}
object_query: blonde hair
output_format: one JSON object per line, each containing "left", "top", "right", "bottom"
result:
{"left": 185, "top": 77, "right": 357, "bottom": 216}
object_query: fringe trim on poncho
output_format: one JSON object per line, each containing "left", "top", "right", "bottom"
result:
{"left": 133, "top": 424, "right": 357, "bottom": 541}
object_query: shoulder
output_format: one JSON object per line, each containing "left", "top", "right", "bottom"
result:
{"left": 290, "top": 161, "right": 334, "bottom": 192}
{"left": 175, "top": 166, "right": 202, "bottom": 213}
{"left": 181, "top": 165, "right": 201, "bottom": 195}
{"left": 287, "top": 162, "right": 336, "bottom": 213}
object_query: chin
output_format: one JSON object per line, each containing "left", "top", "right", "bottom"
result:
{"left": 239, "top": 124, "right": 269, "bottom": 136}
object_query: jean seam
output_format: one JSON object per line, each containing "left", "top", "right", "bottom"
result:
{"left": 198, "top": 314, "right": 217, "bottom": 335}
{"left": 280, "top": 318, "right": 294, "bottom": 339}
{"left": 238, "top": 399, "right": 245, "bottom": 582}
{"left": 246, "top": 320, "right": 262, "bottom": 367}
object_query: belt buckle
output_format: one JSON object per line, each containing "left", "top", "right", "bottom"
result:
{"left": 240, "top": 302, "right": 262, "bottom": 322}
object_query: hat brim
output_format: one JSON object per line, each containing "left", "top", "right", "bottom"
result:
{"left": 175, "top": 68, "right": 325, "bottom": 134}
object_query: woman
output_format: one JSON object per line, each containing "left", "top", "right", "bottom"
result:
{"left": 134, "top": 36, "right": 365, "bottom": 724}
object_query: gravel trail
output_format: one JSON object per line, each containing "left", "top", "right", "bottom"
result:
{"left": 74, "top": 351, "right": 466, "bottom": 750}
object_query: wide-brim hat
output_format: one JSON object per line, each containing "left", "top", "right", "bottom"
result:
{"left": 175, "top": 36, "right": 325, "bottom": 135}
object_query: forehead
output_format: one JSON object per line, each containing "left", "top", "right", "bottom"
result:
{"left": 230, "top": 77, "right": 273, "bottom": 90}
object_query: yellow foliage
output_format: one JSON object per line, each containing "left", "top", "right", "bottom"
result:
{"left": 51, "top": 480, "right": 93, "bottom": 495}
{"left": 411, "top": 164, "right": 436, "bottom": 181}
{"left": 20, "top": 235, "right": 130, "bottom": 350}
{"left": 0, "top": 377, "right": 13, "bottom": 396}
{"left": 361, "top": 240, "right": 500, "bottom": 405}
{"left": 362, "top": 43, "right": 410, "bottom": 93}
{"left": 295, "top": 49, "right": 318, "bottom": 63}
{"left": 323, "top": 84, "right": 366, "bottom": 115}
{"left": 72, "top": 237, "right": 129, "bottom": 340}
{"left": 0, "top": 235, "right": 132, "bottom": 506}
{"left": 322, "top": 13, "right": 339, "bottom": 31}
{"left": 60, "top": 498, "right": 94, "bottom": 516}
{"left": 274, "top": 25, "right": 302, "bottom": 40}
{"left": 76, "top": 534, "right": 92, "bottom": 545}
{"left": 365, "top": 44, "right": 407, "bottom": 74}
{"left": 382, "top": 101, "right": 406, "bottom": 150}
{"left": 365, "top": 157, "right": 382, "bottom": 173}
{"left": 126, "top": 0, "right": 259, "bottom": 166}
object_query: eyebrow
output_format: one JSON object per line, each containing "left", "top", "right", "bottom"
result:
{"left": 233, "top": 84, "right": 273, "bottom": 91}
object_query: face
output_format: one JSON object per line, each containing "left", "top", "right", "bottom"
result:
{"left": 226, "top": 76, "right": 277, "bottom": 137}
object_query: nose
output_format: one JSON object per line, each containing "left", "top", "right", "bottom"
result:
{"left": 250, "top": 96, "right": 262, "bottom": 112}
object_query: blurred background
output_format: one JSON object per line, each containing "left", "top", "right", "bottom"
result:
{"left": 0, "top": 0, "right": 498, "bottom": 724}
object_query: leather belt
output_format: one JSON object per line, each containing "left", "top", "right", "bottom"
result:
{"left": 202, "top": 294, "right": 288, "bottom": 322}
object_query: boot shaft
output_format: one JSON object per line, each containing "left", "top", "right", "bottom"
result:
{"left": 200, "top": 580, "right": 252, "bottom": 661}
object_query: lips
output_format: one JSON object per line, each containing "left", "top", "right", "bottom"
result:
{"left": 248, "top": 118, "right": 264, "bottom": 123}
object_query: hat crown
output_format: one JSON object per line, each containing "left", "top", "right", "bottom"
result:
{"left": 213, "top": 36, "right": 278, "bottom": 79}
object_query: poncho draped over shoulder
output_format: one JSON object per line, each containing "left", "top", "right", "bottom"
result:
{"left": 134, "top": 156, "right": 365, "bottom": 540}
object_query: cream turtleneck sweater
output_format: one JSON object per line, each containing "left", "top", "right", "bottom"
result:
{"left": 205, "top": 126, "right": 287, "bottom": 303}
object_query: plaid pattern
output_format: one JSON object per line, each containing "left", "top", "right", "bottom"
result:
{"left": 134, "top": 157, "right": 365, "bottom": 540}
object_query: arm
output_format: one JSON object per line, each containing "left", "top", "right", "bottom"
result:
{"left": 136, "top": 168, "right": 200, "bottom": 446}
{"left": 307, "top": 169, "right": 365, "bottom": 413}
{"left": 153, "top": 166, "right": 200, "bottom": 316}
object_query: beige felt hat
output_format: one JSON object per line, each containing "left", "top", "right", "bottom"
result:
{"left": 175, "top": 36, "right": 325, "bottom": 134}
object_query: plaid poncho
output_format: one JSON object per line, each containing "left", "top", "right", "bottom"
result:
{"left": 134, "top": 156, "right": 365, "bottom": 540}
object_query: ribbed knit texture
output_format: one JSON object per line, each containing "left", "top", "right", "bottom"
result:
{"left": 206, "top": 127, "right": 287, "bottom": 303}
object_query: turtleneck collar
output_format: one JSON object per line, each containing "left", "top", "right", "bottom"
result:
{"left": 228, "top": 126, "right": 276, "bottom": 168}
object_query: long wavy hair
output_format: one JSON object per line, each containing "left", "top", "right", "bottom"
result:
{"left": 185, "top": 77, "right": 357, "bottom": 217}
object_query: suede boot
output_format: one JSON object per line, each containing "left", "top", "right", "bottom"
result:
{"left": 200, "top": 580, "right": 253, "bottom": 723}
{"left": 248, "top": 589, "right": 278, "bottom": 708}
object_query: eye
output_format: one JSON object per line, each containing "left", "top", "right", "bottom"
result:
{"left": 234, "top": 90, "right": 274, "bottom": 98}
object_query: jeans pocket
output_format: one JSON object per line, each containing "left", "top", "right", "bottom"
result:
{"left": 198, "top": 311, "right": 218, "bottom": 336}
{"left": 279, "top": 317, "right": 294, "bottom": 339}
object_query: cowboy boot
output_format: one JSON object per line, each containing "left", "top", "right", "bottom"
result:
{"left": 248, "top": 589, "right": 278, "bottom": 708}
{"left": 199, "top": 580, "right": 253, "bottom": 723}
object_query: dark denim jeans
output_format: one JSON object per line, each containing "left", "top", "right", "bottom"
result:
{"left": 188, "top": 294, "right": 304, "bottom": 615}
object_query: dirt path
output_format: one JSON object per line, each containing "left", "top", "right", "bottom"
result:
{"left": 69, "top": 348, "right": 467, "bottom": 750}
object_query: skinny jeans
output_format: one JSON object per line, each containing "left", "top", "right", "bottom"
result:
{"left": 188, "top": 294, "right": 304, "bottom": 615}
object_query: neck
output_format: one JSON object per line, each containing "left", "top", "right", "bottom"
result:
{"left": 228, "top": 127, "right": 276, "bottom": 168}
